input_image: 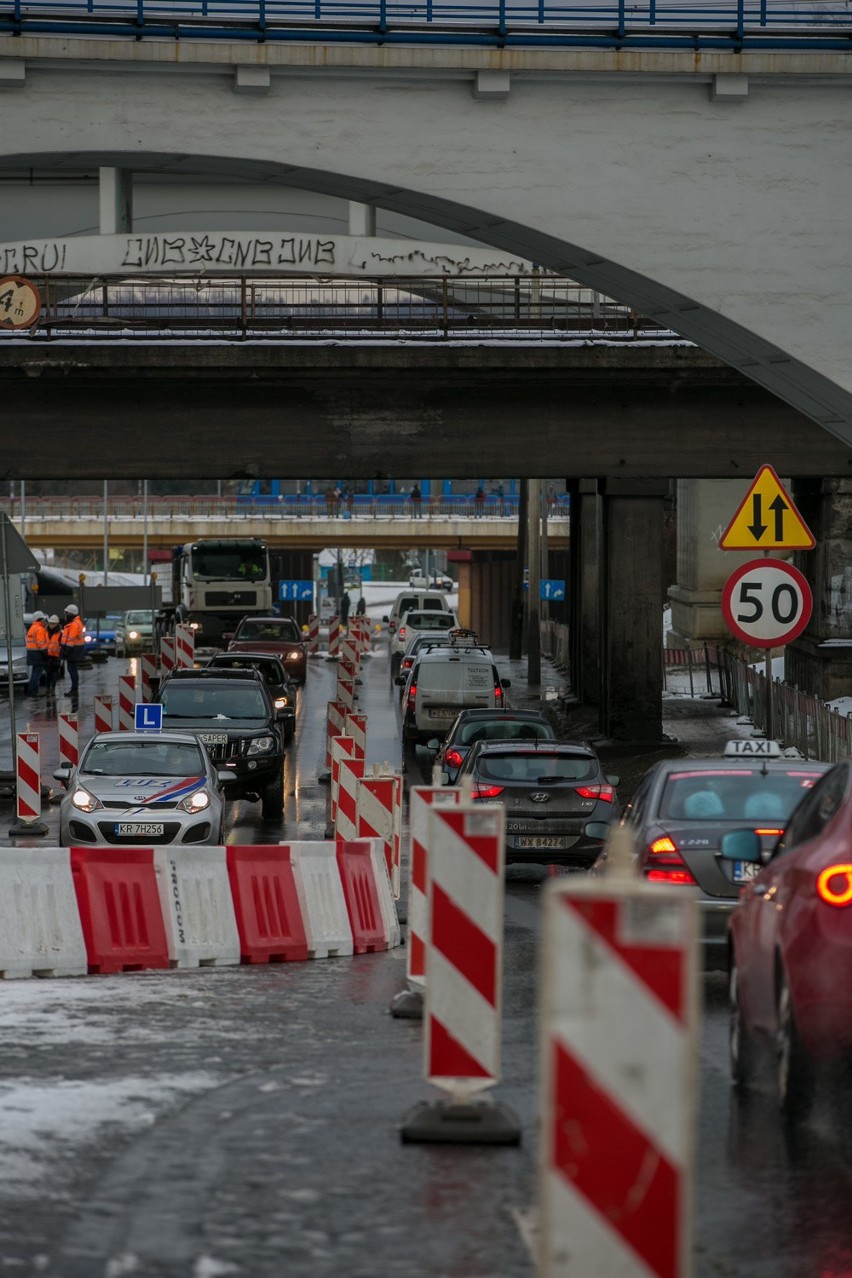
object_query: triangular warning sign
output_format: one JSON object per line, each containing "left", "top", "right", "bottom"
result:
{"left": 720, "top": 465, "right": 815, "bottom": 551}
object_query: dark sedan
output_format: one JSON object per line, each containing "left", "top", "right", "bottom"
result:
{"left": 226, "top": 615, "right": 307, "bottom": 683}
{"left": 434, "top": 707, "right": 557, "bottom": 783}
{"left": 205, "top": 651, "right": 297, "bottom": 743}
{"left": 455, "top": 739, "right": 620, "bottom": 867}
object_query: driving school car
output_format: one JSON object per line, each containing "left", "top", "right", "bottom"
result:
{"left": 55, "top": 731, "right": 229, "bottom": 846}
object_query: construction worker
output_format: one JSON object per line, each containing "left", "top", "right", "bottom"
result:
{"left": 44, "top": 615, "right": 63, "bottom": 699}
{"left": 25, "top": 611, "right": 48, "bottom": 697}
{"left": 61, "top": 604, "right": 85, "bottom": 707}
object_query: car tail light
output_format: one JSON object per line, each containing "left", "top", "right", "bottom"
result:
{"left": 575, "top": 784, "right": 615, "bottom": 803}
{"left": 398, "top": 626, "right": 406, "bottom": 642}
{"left": 444, "top": 749, "right": 464, "bottom": 769}
{"left": 754, "top": 828, "right": 783, "bottom": 837}
{"left": 494, "top": 685, "right": 503, "bottom": 700}
{"left": 644, "top": 835, "right": 697, "bottom": 886}
{"left": 407, "top": 683, "right": 416, "bottom": 710}
{"left": 475, "top": 784, "right": 505, "bottom": 800}
{"left": 816, "top": 863, "right": 852, "bottom": 907}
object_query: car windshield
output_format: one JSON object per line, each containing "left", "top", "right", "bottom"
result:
{"left": 83, "top": 740, "right": 205, "bottom": 777}
{"left": 459, "top": 719, "right": 554, "bottom": 746}
{"left": 477, "top": 752, "right": 596, "bottom": 783}
{"left": 236, "top": 619, "right": 300, "bottom": 642}
{"left": 191, "top": 543, "right": 267, "bottom": 581}
{"left": 162, "top": 684, "right": 268, "bottom": 720}
{"left": 658, "top": 768, "right": 824, "bottom": 821}
{"left": 124, "top": 611, "right": 153, "bottom": 625}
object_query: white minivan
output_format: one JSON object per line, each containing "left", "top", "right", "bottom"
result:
{"left": 401, "top": 644, "right": 511, "bottom": 746}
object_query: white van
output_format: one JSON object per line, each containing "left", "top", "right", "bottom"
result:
{"left": 402, "top": 644, "right": 511, "bottom": 745}
{"left": 384, "top": 590, "right": 449, "bottom": 639}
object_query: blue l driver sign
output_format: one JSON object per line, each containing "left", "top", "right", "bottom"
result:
{"left": 135, "top": 704, "right": 163, "bottom": 732}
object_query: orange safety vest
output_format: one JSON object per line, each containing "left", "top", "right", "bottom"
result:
{"left": 46, "top": 629, "right": 62, "bottom": 660}
{"left": 26, "top": 620, "right": 48, "bottom": 653}
{"left": 61, "top": 616, "right": 85, "bottom": 649}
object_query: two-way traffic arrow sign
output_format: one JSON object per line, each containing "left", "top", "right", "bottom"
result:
{"left": 720, "top": 465, "right": 815, "bottom": 551}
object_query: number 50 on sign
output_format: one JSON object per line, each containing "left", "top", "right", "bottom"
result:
{"left": 722, "top": 559, "right": 812, "bottom": 649}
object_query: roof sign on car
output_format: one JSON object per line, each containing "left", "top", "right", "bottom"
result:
{"left": 723, "top": 739, "right": 782, "bottom": 758}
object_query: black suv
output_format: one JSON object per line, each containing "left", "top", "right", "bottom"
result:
{"left": 159, "top": 668, "right": 286, "bottom": 818}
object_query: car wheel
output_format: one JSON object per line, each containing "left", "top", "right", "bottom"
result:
{"left": 261, "top": 770, "right": 284, "bottom": 820}
{"left": 777, "top": 969, "right": 816, "bottom": 1120}
{"left": 729, "top": 958, "right": 756, "bottom": 1090}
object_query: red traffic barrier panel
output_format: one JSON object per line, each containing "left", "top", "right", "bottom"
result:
{"left": 335, "top": 840, "right": 385, "bottom": 954}
{"left": 70, "top": 847, "right": 171, "bottom": 975}
{"left": 226, "top": 845, "right": 308, "bottom": 963}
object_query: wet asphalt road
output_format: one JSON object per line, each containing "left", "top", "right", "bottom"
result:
{"left": 0, "top": 651, "right": 851, "bottom": 1276}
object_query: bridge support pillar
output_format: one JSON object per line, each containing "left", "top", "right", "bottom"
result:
{"left": 667, "top": 479, "right": 756, "bottom": 646}
{"left": 602, "top": 480, "right": 668, "bottom": 740}
{"left": 570, "top": 480, "right": 603, "bottom": 707}
{"left": 99, "top": 168, "right": 133, "bottom": 235}
{"left": 787, "top": 479, "right": 852, "bottom": 701}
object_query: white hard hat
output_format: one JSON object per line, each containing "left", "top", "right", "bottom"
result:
{"left": 32, "top": 610, "right": 46, "bottom": 622}
{"left": 48, "top": 615, "right": 60, "bottom": 625}
{"left": 64, "top": 604, "right": 79, "bottom": 616}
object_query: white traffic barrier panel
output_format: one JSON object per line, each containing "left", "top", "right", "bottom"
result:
{"left": 326, "top": 619, "right": 340, "bottom": 659}
{"left": 0, "top": 848, "right": 88, "bottom": 977}
{"left": 538, "top": 874, "right": 698, "bottom": 1278}
{"left": 93, "top": 696, "right": 113, "bottom": 735}
{"left": 175, "top": 623, "right": 195, "bottom": 669}
{"left": 342, "top": 711, "right": 367, "bottom": 761}
{"left": 325, "top": 699, "right": 347, "bottom": 770}
{"left": 287, "top": 842, "right": 354, "bottom": 959}
{"left": 357, "top": 771, "right": 403, "bottom": 899}
{"left": 329, "top": 734, "right": 358, "bottom": 827}
{"left": 12, "top": 733, "right": 47, "bottom": 835}
{"left": 401, "top": 801, "right": 520, "bottom": 1144}
{"left": 401, "top": 786, "right": 461, "bottom": 999}
{"left": 335, "top": 755, "right": 366, "bottom": 841}
{"left": 58, "top": 712, "right": 79, "bottom": 769}
{"left": 336, "top": 676, "right": 356, "bottom": 711}
{"left": 117, "top": 674, "right": 135, "bottom": 731}
{"left": 153, "top": 846, "right": 240, "bottom": 968}
{"left": 341, "top": 635, "right": 360, "bottom": 672}
{"left": 160, "top": 635, "right": 176, "bottom": 676}
{"left": 140, "top": 653, "right": 158, "bottom": 702}
{"left": 368, "top": 838, "right": 402, "bottom": 950}
{"left": 307, "top": 614, "right": 320, "bottom": 655}
{"left": 340, "top": 653, "right": 358, "bottom": 681}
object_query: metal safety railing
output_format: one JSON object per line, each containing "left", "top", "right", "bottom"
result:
{"left": 21, "top": 275, "right": 673, "bottom": 344}
{"left": 3, "top": 0, "right": 852, "bottom": 48}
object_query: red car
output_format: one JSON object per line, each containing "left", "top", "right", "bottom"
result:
{"left": 724, "top": 760, "right": 852, "bottom": 1117}
{"left": 226, "top": 615, "right": 307, "bottom": 683}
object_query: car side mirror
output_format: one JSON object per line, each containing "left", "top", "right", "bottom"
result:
{"left": 53, "top": 763, "right": 72, "bottom": 785}
{"left": 382, "top": 615, "right": 389, "bottom": 623}
{"left": 221, "top": 632, "right": 234, "bottom": 642}
{"left": 217, "top": 769, "right": 235, "bottom": 786}
{"left": 426, "top": 738, "right": 439, "bottom": 751}
{"left": 275, "top": 707, "right": 290, "bottom": 720}
{"left": 583, "top": 820, "right": 612, "bottom": 843}
{"left": 500, "top": 678, "right": 512, "bottom": 688}
{"left": 720, "top": 830, "right": 763, "bottom": 863}
{"left": 441, "top": 771, "right": 451, "bottom": 785}
{"left": 606, "top": 774, "right": 620, "bottom": 787}
{"left": 395, "top": 675, "right": 407, "bottom": 686}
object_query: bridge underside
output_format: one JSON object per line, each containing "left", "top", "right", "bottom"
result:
{"left": 1, "top": 345, "right": 848, "bottom": 480}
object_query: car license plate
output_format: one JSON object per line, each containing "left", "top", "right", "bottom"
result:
{"left": 428, "top": 708, "right": 454, "bottom": 719}
{"left": 516, "top": 835, "right": 569, "bottom": 850}
{"left": 115, "top": 822, "right": 164, "bottom": 837}
{"left": 200, "top": 733, "right": 228, "bottom": 746}
{"left": 733, "top": 860, "right": 760, "bottom": 883}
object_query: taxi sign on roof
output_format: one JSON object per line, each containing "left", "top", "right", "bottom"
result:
{"left": 720, "top": 466, "right": 815, "bottom": 551}
{"left": 724, "top": 739, "right": 782, "bottom": 758}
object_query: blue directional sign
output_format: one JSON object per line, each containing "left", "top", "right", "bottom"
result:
{"left": 279, "top": 580, "right": 314, "bottom": 602}
{"left": 135, "top": 703, "right": 163, "bottom": 732}
{"left": 541, "top": 579, "right": 566, "bottom": 601}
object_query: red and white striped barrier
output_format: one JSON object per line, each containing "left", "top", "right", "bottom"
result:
{"left": 405, "top": 786, "right": 460, "bottom": 991}
{"left": 341, "top": 635, "right": 360, "bottom": 672}
{"left": 0, "top": 848, "right": 87, "bottom": 976}
{"left": 335, "top": 756, "right": 366, "bottom": 841}
{"left": 538, "top": 877, "right": 698, "bottom": 1278}
{"left": 15, "top": 732, "right": 42, "bottom": 825}
{"left": 357, "top": 771, "right": 403, "bottom": 898}
{"left": 58, "top": 713, "right": 79, "bottom": 769}
{"left": 339, "top": 654, "right": 358, "bottom": 681}
{"left": 140, "top": 653, "right": 158, "bottom": 702}
{"left": 93, "top": 696, "right": 113, "bottom": 735}
{"left": 330, "top": 735, "right": 358, "bottom": 827}
{"left": 307, "top": 614, "right": 320, "bottom": 655}
{"left": 160, "top": 635, "right": 176, "bottom": 677}
{"left": 288, "top": 842, "right": 354, "bottom": 958}
{"left": 342, "top": 711, "right": 367, "bottom": 761}
{"left": 325, "top": 700, "right": 347, "bottom": 770}
{"left": 117, "top": 674, "right": 135, "bottom": 731}
{"left": 326, "top": 619, "right": 340, "bottom": 660}
{"left": 175, "top": 623, "right": 195, "bottom": 669}
{"left": 336, "top": 676, "right": 356, "bottom": 711}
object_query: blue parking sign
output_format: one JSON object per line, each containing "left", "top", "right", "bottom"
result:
{"left": 135, "top": 703, "right": 163, "bottom": 732}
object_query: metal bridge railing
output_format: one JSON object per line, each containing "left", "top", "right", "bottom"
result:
{"left": 0, "top": 495, "right": 571, "bottom": 521}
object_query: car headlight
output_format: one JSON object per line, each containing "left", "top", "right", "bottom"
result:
{"left": 84, "top": 635, "right": 94, "bottom": 644}
{"left": 274, "top": 696, "right": 290, "bottom": 710}
{"left": 247, "top": 735, "right": 275, "bottom": 756}
{"left": 128, "top": 630, "right": 139, "bottom": 640}
{"left": 71, "top": 787, "right": 102, "bottom": 813}
{"left": 190, "top": 622, "right": 201, "bottom": 631}
{"left": 178, "top": 789, "right": 210, "bottom": 813}
{"left": 286, "top": 650, "right": 302, "bottom": 661}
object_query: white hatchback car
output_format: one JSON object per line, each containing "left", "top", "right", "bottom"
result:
{"left": 389, "top": 608, "right": 460, "bottom": 676}
{"left": 55, "top": 731, "right": 230, "bottom": 847}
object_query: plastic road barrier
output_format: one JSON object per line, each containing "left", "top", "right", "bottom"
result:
{"left": 538, "top": 877, "right": 698, "bottom": 1278}
{"left": 335, "top": 840, "right": 386, "bottom": 953}
{"left": 0, "top": 848, "right": 88, "bottom": 977}
{"left": 140, "top": 653, "right": 157, "bottom": 702}
{"left": 226, "top": 845, "right": 309, "bottom": 963}
{"left": 70, "top": 847, "right": 171, "bottom": 974}
{"left": 307, "top": 614, "right": 320, "bottom": 655}
{"left": 368, "top": 840, "right": 401, "bottom": 950}
{"left": 175, "top": 623, "right": 195, "bottom": 669}
{"left": 287, "top": 841, "right": 354, "bottom": 959}
{"left": 93, "top": 695, "right": 113, "bottom": 735}
{"left": 326, "top": 619, "right": 340, "bottom": 660}
{"left": 336, "top": 676, "right": 356, "bottom": 712}
{"left": 357, "top": 772, "right": 403, "bottom": 899}
{"left": 58, "top": 713, "right": 79, "bottom": 769}
{"left": 15, "top": 732, "right": 42, "bottom": 824}
{"left": 160, "top": 635, "right": 176, "bottom": 676}
{"left": 117, "top": 674, "right": 135, "bottom": 731}
{"left": 325, "top": 700, "right": 347, "bottom": 770}
{"left": 329, "top": 735, "right": 358, "bottom": 827}
{"left": 154, "top": 846, "right": 240, "bottom": 968}
{"left": 335, "top": 756, "right": 366, "bottom": 841}
{"left": 342, "top": 711, "right": 367, "bottom": 761}
{"left": 405, "top": 786, "right": 460, "bottom": 991}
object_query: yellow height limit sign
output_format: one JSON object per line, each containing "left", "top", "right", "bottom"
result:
{"left": 720, "top": 464, "right": 815, "bottom": 551}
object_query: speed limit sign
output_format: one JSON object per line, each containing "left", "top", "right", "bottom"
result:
{"left": 722, "top": 558, "right": 812, "bottom": 648}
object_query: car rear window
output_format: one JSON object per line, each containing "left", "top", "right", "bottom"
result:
{"left": 659, "top": 768, "right": 824, "bottom": 821}
{"left": 478, "top": 752, "right": 596, "bottom": 783}
{"left": 407, "top": 614, "right": 455, "bottom": 630}
{"left": 460, "top": 720, "right": 555, "bottom": 746}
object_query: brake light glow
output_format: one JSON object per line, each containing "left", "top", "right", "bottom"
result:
{"left": 575, "top": 784, "right": 615, "bottom": 803}
{"left": 398, "top": 627, "right": 406, "bottom": 641}
{"left": 647, "top": 868, "right": 697, "bottom": 885}
{"left": 444, "top": 750, "right": 464, "bottom": 769}
{"left": 645, "top": 835, "right": 697, "bottom": 885}
{"left": 816, "top": 863, "right": 852, "bottom": 907}
{"left": 475, "top": 785, "right": 505, "bottom": 799}
{"left": 649, "top": 836, "right": 678, "bottom": 857}
{"left": 754, "top": 828, "right": 783, "bottom": 837}
{"left": 495, "top": 685, "right": 503, "bottom": 699}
